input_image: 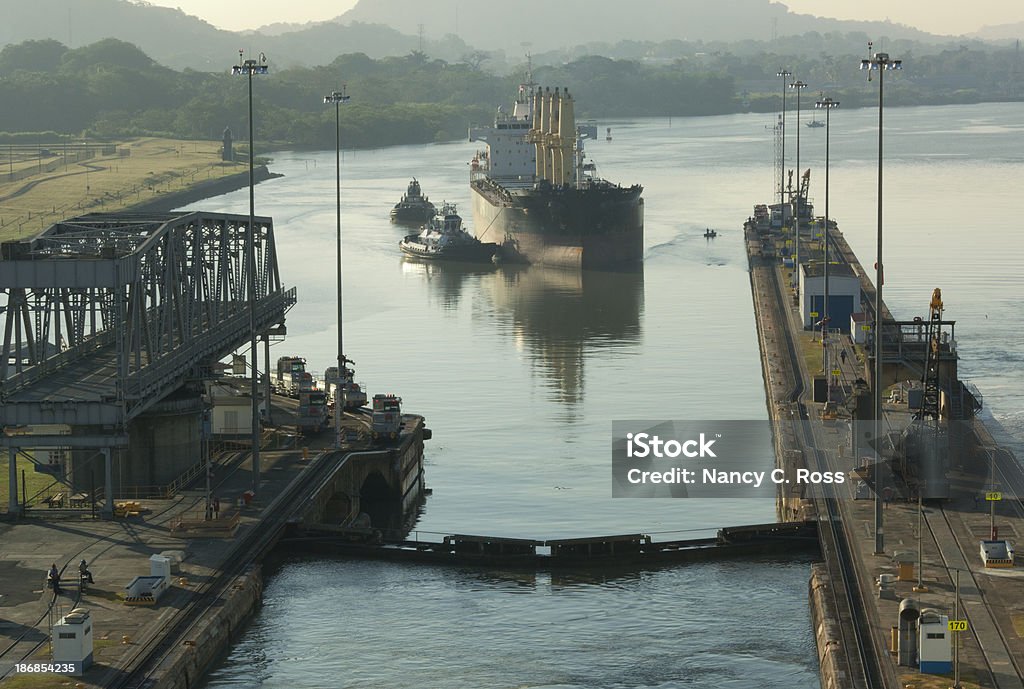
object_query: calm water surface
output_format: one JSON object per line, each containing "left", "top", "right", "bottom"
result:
{"left": 194, "top": 102, "right": 1024, "bottom": 688}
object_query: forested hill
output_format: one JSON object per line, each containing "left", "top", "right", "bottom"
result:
{"left": 4, "top": 0, "right": 963, "bottom": 72}
{"left": 338, "top": 0, "right": 941, "bottom": 53}
{"left": 1, "top": 37, "right": 1022, "bottom": 150}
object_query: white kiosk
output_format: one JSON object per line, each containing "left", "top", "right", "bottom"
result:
{"left": 918, "top": 608, "right": 952, "bottom": 674}
{"left": 52, "top": 608, "right": 93, "bottom": 675}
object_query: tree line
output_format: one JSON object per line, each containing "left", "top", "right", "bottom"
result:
{"left": 0, "top": 36, "right": 1021, "bottom": 150}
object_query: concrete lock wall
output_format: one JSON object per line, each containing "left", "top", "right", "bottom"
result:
{"left": 127, "top": 406, "right": 201, "bottom": 488}
{"left": 69, "top": 400, "right": 202, "bottom": 496}
{"left": 809, "top": 563, "right": 851, "bottom": 689}
{"left": 301, "top": 419, "right": 425, "bottom": 529}
{"left": 149, "top": 566, "right": 264, "bottom": 689}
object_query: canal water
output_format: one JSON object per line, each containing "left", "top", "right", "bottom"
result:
{"left": 190, "top": 101, "right": 1024, "bottom": 688}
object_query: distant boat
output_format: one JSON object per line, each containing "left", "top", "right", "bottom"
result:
{"left": 704, "top": 228, "right": 717, "bottom": 239}
{"left": 806, "top": 117, "right": 826, "bottom": 129}
{"left": 390, "top": 178, "right": 436, "bottom": 224}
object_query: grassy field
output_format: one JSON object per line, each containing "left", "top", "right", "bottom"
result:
{"left": 798, "top": 329, "right": 824, "bottom": 375}
{"left": 0, "top": 451, "right": 60, "bottom": 510}
{"left": 0, "top": 138, "right": 247, "bottom": 244}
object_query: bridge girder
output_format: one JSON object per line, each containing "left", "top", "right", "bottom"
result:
{"left": 1, "top": 211, "right": 296, "bottom": 430}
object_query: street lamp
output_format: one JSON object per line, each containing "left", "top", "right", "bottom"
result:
{"left": 789, "top": 79, "right": 807, "bottom": 291}
{"left": 776, "top": 69, "right": 792, "bottom": 214}
{"left": 815, "top": 96, "right": 838, "bottom": 388}
{"left": 861, "top": 47, "right": 902, "bottom": 555}
{"left": 232, "top": 50, "right": 269, "bottom": 496}
{"left": 324, "top": 88, "right": 351, "bottom": 450}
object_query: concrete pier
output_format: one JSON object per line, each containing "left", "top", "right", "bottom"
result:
{"left": 745, "top": 209, "right": 1024, "bottom": 689}
{"left": 0, "top": 398, "right": 428, "bottom": 688}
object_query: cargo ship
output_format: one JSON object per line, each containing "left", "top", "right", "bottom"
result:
{"left": 468, "top": 82, "right": 643, "bottom": 269}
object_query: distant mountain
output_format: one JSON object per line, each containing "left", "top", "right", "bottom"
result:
{"left": 337, "top": 0, "right": 945, "bottom": 53}
{"left": 0, "top": 0, "right": 972, "bottom": 73}
{"left": 0, "top": 0, "right": 423, "bottom": 70}
{"left": 971, "top": 22, "right": 1024, "bottom": 42}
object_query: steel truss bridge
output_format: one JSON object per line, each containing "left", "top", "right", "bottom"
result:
{"left": 1, "top": 212, "right": 296, "bottom": 508}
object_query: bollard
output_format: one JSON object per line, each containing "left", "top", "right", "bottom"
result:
{"left": 302, "top": 447, "right": 309, "bottom": 460}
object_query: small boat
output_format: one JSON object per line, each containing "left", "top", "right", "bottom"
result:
{"left": 400, "top": 202, "right": 500, "bottom": 262}
{"left": 390, "top": 178, "right": 436, "bottom": 224}
{"left": 704, "top": 228, "right": 718, "bottom": 239}
{"left": 805, "top": 117, "right": 826, "bottom": 129}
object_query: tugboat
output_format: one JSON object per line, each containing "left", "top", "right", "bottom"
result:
{"left": 400, "top": 202, "right": 500, "bottom": 263}
{"left": 390, "top": 178, "right": 436, "bottom": 224}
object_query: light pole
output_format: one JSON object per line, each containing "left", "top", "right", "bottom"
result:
{"left": 324, "top": 88, "right": 351, "bottom": 450}
{"left": 861, "top": 48, "right": 902, "bottom": 555}
{"left": 232, "top": 51, "right": 269, "bottom": 496}
{"left": 816, "top": 96, "right": 838, "bottom": 388}
{"left": 789, "top": 79, "right": 807, "bottom": 292}
{"left": 913, "top": 487, "right": 928, "bottom": 592}
{"left": 776, "top": 69, "right": 792, "bottom": 215}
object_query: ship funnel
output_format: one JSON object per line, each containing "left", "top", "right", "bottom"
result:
{"left": 532, "top": 87, "right": 548, "bottom": 180}
{"left": 536, "top": 88, "right": 552, "bottom": 181}
{"left": 546, "top": 88, "right": 561, "bottom": 185}
{"left": 558, "top": 89, "right": 575, "bottom": 186}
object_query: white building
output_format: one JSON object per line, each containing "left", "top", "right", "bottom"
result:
{"left": 53, "top": 608, "right": 93, "bottom": 675}
{"left": 918, "top": 608, "right": 952, "bottom": 674}
{"left": 798, "top": 262, "right": 861, "bottom": 331}
{"left": 206, "top": 381, "right": 255, "bottom": 436}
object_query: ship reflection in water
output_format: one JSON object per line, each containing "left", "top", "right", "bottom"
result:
{"left": 401, "top": 259, "right": 643, "bottom": 408}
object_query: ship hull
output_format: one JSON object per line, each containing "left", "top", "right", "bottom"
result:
{"left": 470, "top": 181, "right": 643, "bottom": 270}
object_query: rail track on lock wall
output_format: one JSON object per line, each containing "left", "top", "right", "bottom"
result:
{"left": 105, "top": 448, "right": 343, "bottom": 689}
{"left": 757, "top": 243, "right": 888, "bottom": 689}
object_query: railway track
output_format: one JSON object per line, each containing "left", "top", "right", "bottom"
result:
{"left": 0, "top": 448, "right": 276, "bottom": 682}
{"left": 753, "top": 240, "right": 886, "bottom": 688}
{"left": 0, "top": 497, "right": 188, "bottom": 679}
{"left": 106, "top": 447, "right": 341, "bottom": 689}
{"left": 769, "top": 227, "right": 1022, "bottom": 687}
{"left": 924, "top": 506, "right": 1024, "bottom": 689}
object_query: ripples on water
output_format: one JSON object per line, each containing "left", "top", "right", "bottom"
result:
{"left": 205, "top": 558, "right": 817, "bottom": 689}
{"left": 196, "top": 102, "right": 1024, "bottom": 687}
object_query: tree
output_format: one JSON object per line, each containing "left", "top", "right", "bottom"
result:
{"left": 0, "top": 39, "right": 67, "bottom": 73}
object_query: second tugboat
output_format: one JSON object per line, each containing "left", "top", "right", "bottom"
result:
{"left": 468, "top": 73, "right": 644, "bottom": 269}
{"left": 390, "top": 178, "right": 436, "bottom": 224}
{"left": 400, "top": 202, "right": 500, "bottom": 263}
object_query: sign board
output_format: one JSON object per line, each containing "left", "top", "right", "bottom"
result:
{"left": 986, "top": 491, "right": 1002, "bottom": 502}
{"left": 948, "top": 620, "right": 969, "bottom": 632}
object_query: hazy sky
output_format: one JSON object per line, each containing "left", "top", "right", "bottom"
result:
{"left": 149, "top": 0, "right": 1023, "bottom": 37}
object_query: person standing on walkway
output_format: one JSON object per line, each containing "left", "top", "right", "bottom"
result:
{"left": 79, "top": 559, "right": 94, "bottom": 584}
{"left": 47, "top": 563, "right": 62, "bottom": 595}
{"left": 213, "top": 496, "right": 221, "bottom": 518}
